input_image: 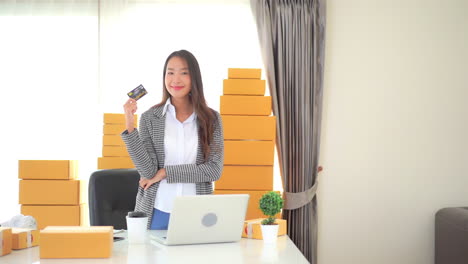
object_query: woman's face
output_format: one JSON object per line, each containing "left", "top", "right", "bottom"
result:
{"left": 165, "top": 56, "right": 192, "bottom": 100}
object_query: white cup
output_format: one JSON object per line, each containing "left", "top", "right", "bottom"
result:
{"left": 126, "top": 216, "right": 148, "bottom": 244}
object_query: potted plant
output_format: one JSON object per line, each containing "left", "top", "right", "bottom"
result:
{"left": 259, "top": 191, "right": 284, "bottom": 243}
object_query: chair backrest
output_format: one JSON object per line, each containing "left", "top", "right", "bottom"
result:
{"left": 88, "top": 169, "right": 140, "bottom": 229}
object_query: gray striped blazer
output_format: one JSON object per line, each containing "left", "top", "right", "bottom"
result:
{"left": 121, "top": 104, "right": 224, "bottom": 228}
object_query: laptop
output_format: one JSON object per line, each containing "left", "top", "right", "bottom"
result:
{"left": 150, "top": 194, "right": 249, "bottom": 246}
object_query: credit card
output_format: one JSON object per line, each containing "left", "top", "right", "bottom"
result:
{"left": 127, "top": 84, "right": 148, "bottom": 101}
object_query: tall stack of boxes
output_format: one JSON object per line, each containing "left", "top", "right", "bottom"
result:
{"left": 98, "top": 113, "right": 137, "bottom": 169}
{"left": 19, "top": 160, "right": 85, "bottom": 230}
{"left": 215, "top": 68, "right": 279, "bottom": 220}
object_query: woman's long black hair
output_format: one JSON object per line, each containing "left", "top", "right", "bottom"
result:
{"left": 156, "top": 50, "right": 216, "bottom": 161}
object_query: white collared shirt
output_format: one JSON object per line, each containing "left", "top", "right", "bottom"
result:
{"left": 154, "top": 99, "right": 198, "bottom": 213}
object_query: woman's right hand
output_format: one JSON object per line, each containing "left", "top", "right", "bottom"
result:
{"left": 123, "top": 98, "right": 137, "bottom": 132}
{"left": 139, "top": 169, "right": 166, "bottom": 191}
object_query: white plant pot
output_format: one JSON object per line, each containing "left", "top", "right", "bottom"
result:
{"left": 261, "top": 224, "right": 279, "bottom": 243}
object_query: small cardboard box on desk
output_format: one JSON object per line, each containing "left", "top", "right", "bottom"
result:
{"left": 40, "top": 226, "right": 113, "bottom": 259}
{"left": 12, "top": 228, "right": 40, "bottom": 249}
{"left": 0, "top": 227, "right": 12, "bottom": 256}
{"left": 242, "top": 218, "right": 287, "bottom": 239}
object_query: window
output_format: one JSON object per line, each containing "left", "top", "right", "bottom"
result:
{"left": 0, "top": 1, "right": 274, "bottom": 223}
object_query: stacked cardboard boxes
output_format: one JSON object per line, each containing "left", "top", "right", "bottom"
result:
{"left": 215, "top": 68, "right": 280, "bottom": 220}
{"left": 19, "top": 160, "right": 85, "bottom": 230}
{"left": 98, "top": 113, "right": 137, "bottom": 169}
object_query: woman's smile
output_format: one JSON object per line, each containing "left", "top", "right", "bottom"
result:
{"left": 171, "top": 86, "right": 184, "bottom": 91}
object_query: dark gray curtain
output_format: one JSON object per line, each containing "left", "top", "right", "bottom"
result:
{"left": 250, "top": 0, "right": 326, "bottom": 263}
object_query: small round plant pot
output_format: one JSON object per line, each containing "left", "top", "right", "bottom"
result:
{"left": 261, "top": 224, "right": 279, "bottom": 243}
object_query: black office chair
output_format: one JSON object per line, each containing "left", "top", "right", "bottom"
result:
{"left": 88, "top": 169, "right": 140, "bottom": 230}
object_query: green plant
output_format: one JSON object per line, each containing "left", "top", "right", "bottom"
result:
{"left": 259, "top": 191, "right": 284, "bottom": 225}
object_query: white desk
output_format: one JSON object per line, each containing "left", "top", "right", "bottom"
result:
{"left": 1, "top": 230, "right": 308, "bottom": 264}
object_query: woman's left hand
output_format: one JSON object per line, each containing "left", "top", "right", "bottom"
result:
{"left": 140, "top": 169, "right": 167, "bottom": 191}
{"left": 139, "top": 178, "right": 149, "bottom": 189}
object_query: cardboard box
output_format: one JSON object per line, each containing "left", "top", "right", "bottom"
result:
{"left": 103, "top": 135, "right": 125, "bottom": 146}
{"left": 228, "top": 68, "right": 261, "bottom": 79}
{"left": 223, "top": 79, "right": 265, "bottom": 96}
{"left": 97, "top": 157, "right": 134, "bottom": 169}
{"left": 216, "top": 166, "right": 273, "bottom": 190}
{"left": 19, "top": 180, "right": 80, "bottom": 205}
{"left": 103, "top": 124, "right": 127, "bottom": 135}
{"left": 242, "top": 218, "right": 287, "bottom": 239}
{"left": 103, "top": 113, "right": 137, "bottom": 125}
{"left": 214, "top": 190, "right": 281, "bottom": 220}
{"left": 11, "top": 228, "right": 40, "bottom": 249}
{"left": 18, "top": 160, "right": 78, "bottom": 180}
{"left": 220, "top": 96, "right": 271, "bottom": 116}
{"left": 102, "top": 146, "right": 129, "bottom": 157}
{"left": 224, "top": 140, "right": 274, "bottom": 165}
{"left": 222, "top": 115, "right": 276, "bottom": 140}
{"left": 0, "top": 227, "right": 12, "bottom": 256}
{"left": 40, "top": 226, "right": 113, "bottom": 259}
{"left": 21, "top": 205, "right": 85, "bottom": 230}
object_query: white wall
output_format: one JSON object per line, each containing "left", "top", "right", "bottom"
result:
{"left": 319, "top": 1, "right": 468, "bottom": 263}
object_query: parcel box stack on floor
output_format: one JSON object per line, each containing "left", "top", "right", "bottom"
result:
{"left": 98, "top": 113, "right": 137, "bottom": 169}
{"left": 215, "top": 68, "right": 280, "bottom": 221}
{"left": 19, "top": 160, "right": 85, "bottom": 230}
